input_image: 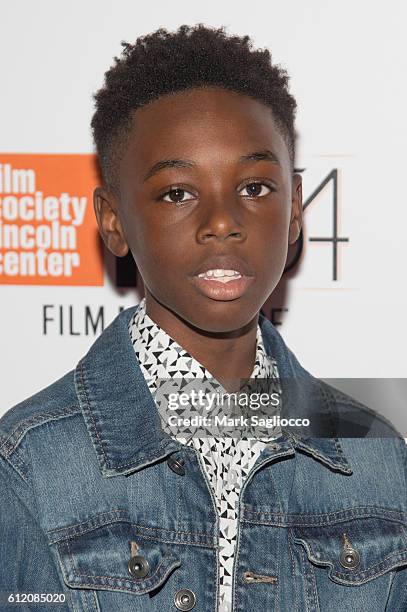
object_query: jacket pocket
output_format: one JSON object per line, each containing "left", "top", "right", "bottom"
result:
{"left": 51, "top": 515, "right": 181, "bottom": 595}
{"left": 292, "top": 516, "right": 407, "bottom": 586}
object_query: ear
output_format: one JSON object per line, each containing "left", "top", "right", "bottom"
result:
{"left": 93, "top": 187, "right": 129, "bottom": 257}
{"left": 288, "top": 173, "right": 303, "bottom": 245}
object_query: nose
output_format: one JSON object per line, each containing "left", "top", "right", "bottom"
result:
{"left": 196, "top": 198, "right": 247, "bottom": 244}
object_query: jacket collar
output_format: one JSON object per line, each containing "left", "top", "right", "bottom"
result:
{"left": 74, "top": 305, "right": 352, "bottom": 477}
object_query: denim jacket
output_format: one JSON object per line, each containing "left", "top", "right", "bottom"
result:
{"left": 1, "top": 306, "right": 407, "bottom": 612}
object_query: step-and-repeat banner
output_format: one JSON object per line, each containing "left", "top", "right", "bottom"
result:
{"left": 1, "top": 1, "right": 406, "bottom": 424}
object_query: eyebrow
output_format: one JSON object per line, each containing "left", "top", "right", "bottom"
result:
{"left": 238, "top": 149, "right": 281, "bottom": 166}
{"left": 143, "top": 148, "right": 281, "bottom": 182}
{"left": 143, "top": 159, "right": 194, "bottom": 182}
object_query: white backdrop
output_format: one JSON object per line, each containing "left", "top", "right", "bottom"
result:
{"left": 1, "top": 0, "right": 406, "bottom": 417}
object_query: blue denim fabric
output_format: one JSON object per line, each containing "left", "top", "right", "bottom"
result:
{"left": 1, "top": 305, "right": 407, "bottom": 612}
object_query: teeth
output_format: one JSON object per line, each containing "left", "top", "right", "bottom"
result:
{"left": 198, "top": 268, "right": 242, "bottom": 282}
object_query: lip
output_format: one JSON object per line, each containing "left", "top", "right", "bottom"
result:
{"left": 189, "top": 254, "right": 255, "bottom": 301}
{"left": 192, "top": 254, "right": 254, "bottom": 278}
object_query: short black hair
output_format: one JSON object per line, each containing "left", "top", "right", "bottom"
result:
{"left": 91, "top": 24, "right": 297, "bottom": 188}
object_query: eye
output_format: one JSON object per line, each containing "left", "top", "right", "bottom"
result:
{"left": 239, "top": 182, "right": 274, "bottom": 198}
{"left": 161, "top": 187, "right": 195, "bottom": 204}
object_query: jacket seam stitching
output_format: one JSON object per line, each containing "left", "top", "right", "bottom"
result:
{"left": 287, "top": 528, "right": 300, "bottom": 612}
{"left": 384, "top": 568, "right": 397, "bottom": 610}
{"left": 134, "top": 523, "right": 213, "bottom": 538}
{"left": 48, "top": 513, "right": 214, "bottom": 546}
{"left": 48, "top": 511, "right": 213, "bottom": 538}
{"left": 317, "top": 382, "right": 349, "bottom": 463}
{"left": 48, "top": 509, "right": 130, "bottom": 534}
{"left": 243, "top": 506, "right": 406, "bottom": 519}
{"left": 106, "top": 440, "right": 177, "bottom": 471}
{"left": 5, "top": 451, "right": 29, "bottom": 483}
{"left": 67, "top": 592, "right": 79, "bottom": 612}
{"left": 244, "top": 518, "right": 407, "bottom": 528}
{"left": 77, "top": 362, "right": 110, "bottom": 468}
{"left": 52, "top": 523, "right": 214, "bottom": 544}
{"left": 82, "top": 589, "right": 90, "bottom": 612}
{"left": 0, "top": 405, "right": 81, "bottom": 457}
{"left": 129, "top": 531, "right": 213, "bottom": 548}
{"left": 321, "top": 383, "right": 403, "bottom": 436}
{"left": 92, "top": 591, "right": 100, "bottom": 612}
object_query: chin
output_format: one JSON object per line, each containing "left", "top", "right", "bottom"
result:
{"left": 185, "top": 303, "right": 260, "bottom": 335}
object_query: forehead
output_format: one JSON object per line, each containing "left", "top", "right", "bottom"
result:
{"left": 121, "top": 87, "right": 290, "bottom": 173}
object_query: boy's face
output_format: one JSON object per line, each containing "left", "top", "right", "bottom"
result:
{"left": 95, "top": 86, "right": 302, "bottom": 333}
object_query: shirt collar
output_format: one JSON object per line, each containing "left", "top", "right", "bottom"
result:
{"left": 129, "top": 297, "right": 275, "bottom": 380}
{"left": 74, "top": 304, "right": 353, "bottom": 477}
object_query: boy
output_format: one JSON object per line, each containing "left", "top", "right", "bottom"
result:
{"left": 1, "top": 24, "right": 407, "bottom": 612}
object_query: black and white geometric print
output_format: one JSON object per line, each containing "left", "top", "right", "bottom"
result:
{"left": 129, "top": 298, "right": 281, "bottom": 612}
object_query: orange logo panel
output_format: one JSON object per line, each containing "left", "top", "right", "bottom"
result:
{"left": 0, "top": 154, "right": 103, "bottom": 285}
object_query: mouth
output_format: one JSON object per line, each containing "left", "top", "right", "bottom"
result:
{"left": 197, "top": 269, "right": 243, "bottom": 283}
{"left": 189, "top": 256, "right": 255, "bottom": 301}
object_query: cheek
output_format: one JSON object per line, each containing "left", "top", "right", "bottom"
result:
{"left": 129, "top": 225, "right": 185, "bottom": 286}
{"left": 253, "top": 209, "right": 291, "bottom": 255}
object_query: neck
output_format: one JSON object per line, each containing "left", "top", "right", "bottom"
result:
{"left": 143, "top": 295, "right": 259, "bottom": 384}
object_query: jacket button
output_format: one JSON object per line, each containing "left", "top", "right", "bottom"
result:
{"left": 174, "top": 588, "right": 196, "bottom": 610}
{"left": 339, "top": 547, "right": 360, "bottom": 569}
{"left": 167, "top": 456, "right": 185, "bottom": 476}
{"left": 128, "top": 555, "right": 150, "bottom": 578}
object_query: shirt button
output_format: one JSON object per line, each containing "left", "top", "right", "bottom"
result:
{"left": 167, "top": 456, "right": 186, "bottom": 476}
{"left": 228, "top": 469, "right": 237, "bottom": 484}
{"left": 128, "top": 555, "right": 150, "bottom": 578}
{"left": 174, "top": 588, "right": 196, "bottom": 610}
{"left": 268, "top": 442, "right": 280, "bottom": 451}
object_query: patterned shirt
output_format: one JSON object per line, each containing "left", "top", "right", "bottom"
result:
{"left": 129, "top": 298, "right": 281, "bottom": 612}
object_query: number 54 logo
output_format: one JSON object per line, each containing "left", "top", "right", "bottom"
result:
{"left": 284, "top": 168, "right": 349, "bottom": 282}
